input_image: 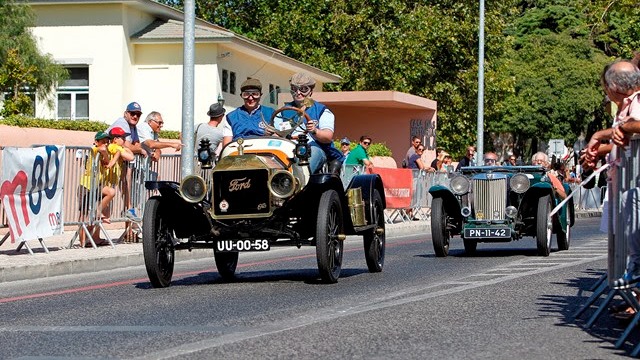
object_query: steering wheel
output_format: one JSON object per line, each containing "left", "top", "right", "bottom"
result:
{"left": 264, "top": 106, "right": 311, "bottom": 139}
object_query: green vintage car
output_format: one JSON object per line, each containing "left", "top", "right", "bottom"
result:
{"left": 428, "top": 165, "right": 574, "bottom": 257}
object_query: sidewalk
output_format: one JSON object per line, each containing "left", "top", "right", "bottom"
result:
{"left": 0, "top": 209, "right": 601, "bottom": 284}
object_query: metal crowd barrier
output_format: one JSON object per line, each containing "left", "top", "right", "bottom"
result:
{"left": 571, "top": 137, "right": 640, "bottom": 355}
{"left": 0, "top": 145, "right": 605, "bottom": 247}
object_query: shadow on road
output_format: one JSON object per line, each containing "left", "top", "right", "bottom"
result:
{"left": 537, "top": 267, "right": 640, "bottom": 356}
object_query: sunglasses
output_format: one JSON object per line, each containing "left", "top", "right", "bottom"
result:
{"left": 128, "top": 111, "right": 142, "bottom": 117}
{"left": 241, "top": 91, "right": 261, "bottom": 99}
{"left": 363, "top": 141, "right": 371, "bottom": 145}
{"left": 484, "top": 158, "right": 497, "bottom": 165}
{"left": 417, "top": 148, "right": 424, "bottom": 151}
{"left": 290, "top": 85, "right": 311, "bottom": 94}
{"left": 151, "top": 119, "right": 164, "bottom": 125}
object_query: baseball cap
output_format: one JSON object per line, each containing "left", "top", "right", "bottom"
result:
{"left": 126, "top": 102, "right": 142, "bottom": 112}
{"left": 109, "top": 126, "right": 129, "bottom": 138}
{"left": 240, "top": 78, "right": 262, "bottom": 92}
{"left": 94, "top": 131, "right": 110, "bottom": 141}
{"left": 207, "top": 103, "right": 226, "bottom": 117}
{"left": 340, "top": 137, "right": 350, "bottom": 145}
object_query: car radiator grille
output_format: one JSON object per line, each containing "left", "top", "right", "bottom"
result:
{"left": 472, "top": 178, "right": 507, "bottom": 220}
{"left": 212, "top": 169, "right": 270, "bottom": 217}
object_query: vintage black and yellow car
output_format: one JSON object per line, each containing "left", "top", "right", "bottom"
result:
{"left": 428, "top": 165, "right": 574, "bottom": 257}
{"left": 142, "top": 107, "right": 386, "bottom": 286}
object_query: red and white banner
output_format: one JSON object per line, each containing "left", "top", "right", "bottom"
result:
{"left": 372, "top": 168, "right": 413, "bottom": 209}
{"left": 1, "top": 146, "right": 65, "bottom": 243}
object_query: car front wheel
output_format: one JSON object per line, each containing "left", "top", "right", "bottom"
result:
{"left": 463, "top": 238, "right": 477, "bottom": 255}
{"left": 214, "top": 251, "right": 239, "bottom": 280}
{"left": 431, "top": 197, "right": 450, "bottom": 257}
{"left": 316, "top": 190, "right": 344, "bottom": 283}
{"left": 536, "top": 195, "right": 552, "bottom": 256}
{"left": 143, "top": 197, "right": 175, "bottom": 288}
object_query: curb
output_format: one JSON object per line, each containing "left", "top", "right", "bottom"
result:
{"left": 0, "top": 223, "right": 428, "bottom": 283}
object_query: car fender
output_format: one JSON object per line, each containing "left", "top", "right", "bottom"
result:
{"left": 347, "top": 173, "right": 386, "bottom": 226}
{"left": 428, "top": 185, "right": 462, "bottom": 220}
{"left": 293, "top": 174, "right": 353, "bottom": 232}
{"left": 144, "top": 182, "right": 212, "bottom": 238}
{"left": 520, "top": 182, "right": 554, "bottom": 221}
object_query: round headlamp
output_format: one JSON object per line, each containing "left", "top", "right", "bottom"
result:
{"left": 450, "top": 175, "right": 471, "bottom": 195}
{"left": 268, "top": 170, "right": 296, "bottom": 198}
{"left": 180, "top": 175, "right": 207, "bottom": 203}
{"left": 509, "top": 173, "right": 530, "bottom": 194}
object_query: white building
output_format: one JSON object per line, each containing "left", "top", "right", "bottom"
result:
{"left": 28, "top": 0, "right": 341, "bottom": 131}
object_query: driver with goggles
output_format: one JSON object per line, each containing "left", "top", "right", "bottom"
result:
{"left": 274, "top": 72, "right": 344, "bottom": 173}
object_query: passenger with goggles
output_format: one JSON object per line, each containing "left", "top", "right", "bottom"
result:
{"left": 274, "top": 72, "right": 344, "bottom": 174}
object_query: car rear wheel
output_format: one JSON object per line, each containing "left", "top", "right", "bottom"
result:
{"left": 556, "top": 206, "right": 571, "bottom": 251}
{"left": 431, "top": 197, "right": 450, "bottom": 257}
{"left": 463, "top": 238, "right": 477, "bottom": 255}
{"left": 316, "top": 190, "right": 344, "bottom": 283}
{"left": 143, "top": 197, "right": 175, "bottom": 288}
{"left": 214, "top": 251, "right": 239, "bottom": 280}
{"left": 364, "top": 189, "right": 385, "bottom": 272}
{"left": 536, "top": 195, "right": 552, "bottom": 256}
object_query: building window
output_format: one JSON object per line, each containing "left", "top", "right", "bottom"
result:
{"left": 222, "top": 70, "right": 228, "bottom": 92}
{"left": 229, "top": 71, "right": 236, "bottom": 95}
{"left": 57, "top": 66, "right": 89, "bottom": 120}
{"left": 269, "top": 84, "right": 275, "bottom": 104}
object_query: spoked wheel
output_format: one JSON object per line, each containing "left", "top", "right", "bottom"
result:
{"left": 264, "top": 106, "right": 311, "bottom": 138}
{"left": 214, "top": 251, "right": 239, "bottom": 280}
{"left": 364, "top": 189, "right": 385, "bottom": 272}
{"left": 463, "top": 238, "right": 477, "bottom": 255}
{"left": 316, "top": 190, "right": 344, "bottom": 283}
{"left": 556, "top": 205, "right": 571, "bottom": 251}
{"left": 431, "top": 197, "right": 450, "bottom": 257}
{"left": 536, "top": 195, "right": 553, "bottom": 256}
{"left": 143, "top": 197, "right": 175, "bottom": 288}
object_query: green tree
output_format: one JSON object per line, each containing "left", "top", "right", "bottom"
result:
{"left": 0, "top": 48, "right": 36, "bottom": 116}
{"left": 158, "top": 0, "right": 518, "bottom": 158}
{"left": 158, "top": 0, "right": 635, "bottom": 159}
{"left": 490, "top": 2, "right": 610, "bottom": 158}
{"left": 0, "top": 0, "right": 67, "bottom": 115}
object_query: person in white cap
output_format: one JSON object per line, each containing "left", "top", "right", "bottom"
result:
{"left": 340, "top": 137, "right": 351, "bottom": 157}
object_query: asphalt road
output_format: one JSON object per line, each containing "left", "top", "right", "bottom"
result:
{"left": 0, "top": 217, "right": 632, "bottom": 359}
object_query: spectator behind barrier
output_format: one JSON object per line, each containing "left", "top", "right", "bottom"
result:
{"left": 345, "top": 135, "right": 374, "bottom": 171}
{"left": 404, "top": 136, "right": 421, "bottom": 168}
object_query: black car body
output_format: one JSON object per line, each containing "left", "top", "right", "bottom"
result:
{"left": 142, "top": 107, "right": 386, "bottom": 286}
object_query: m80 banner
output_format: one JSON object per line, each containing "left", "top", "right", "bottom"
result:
{"left": 1, "top": 146, "right": 65, "bottom": 243}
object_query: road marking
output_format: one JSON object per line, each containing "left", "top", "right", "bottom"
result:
{"left": 127, "top": 240, "right": 608, "bottom": 360}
